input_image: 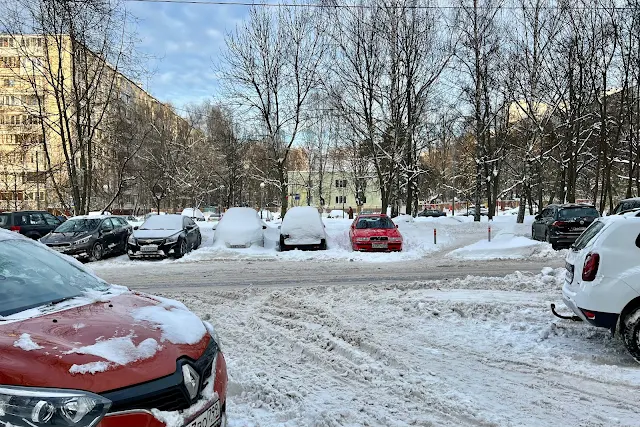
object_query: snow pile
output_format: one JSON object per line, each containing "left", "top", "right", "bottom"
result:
{"left": 13, "top": 334, "right": 43, "bottom": 351}
{"left": 67, "top": 336, "right": 159, "bottom": 374}
{"left": 152, "top": 381, "right": 219, "bottom": 427}
{"left": 448, "top": 232, "right": 561, "bottom": 260}
{"left": 280, "top": 206, "right": 326, "bottom": 246}
{"left": 213, "top": 208, "right": 264, "bottom": 248}
{"left": 392, "top": 214, "right": 414, "bottom": 223}
{"left": 132, "top": 297, "right": 206, "bottom": 345}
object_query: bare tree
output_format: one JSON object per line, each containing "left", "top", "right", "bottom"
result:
{"left": 223, "top": 4, "right": 326, "bottom": 216}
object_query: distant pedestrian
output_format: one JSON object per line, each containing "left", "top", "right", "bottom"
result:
{"left": 348, "top": 206, "right": 354, "bottom": 219}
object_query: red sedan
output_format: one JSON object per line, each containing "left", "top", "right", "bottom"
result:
{"left": 349, "top": 214, "right": 403, "bottom": 252}
{"left": 0, "top": 230, "right": 228, "bottom": 427}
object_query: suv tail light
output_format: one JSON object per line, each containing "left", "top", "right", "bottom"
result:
{"left": 582, "top": 252, "right": 600, "bottom": 281}
{"left": 552, "top": 221, "right": 568, "bottom": 227}
{"left": 9, "top": 225, "right": 20, "bottom": 232}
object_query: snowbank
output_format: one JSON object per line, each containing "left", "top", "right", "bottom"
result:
{"left": 448, "top": 233, "right": 561, "bottom": 260}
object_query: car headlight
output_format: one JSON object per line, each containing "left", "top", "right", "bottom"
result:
{"left": 389, "top": 237, "right": 402, "bottom": 242}
{"left": 0, "top": 385, "right": 111, "bottom": 427}
{"left": 72, "top": 236, "right": 91, "bottom": 246}
{"left": 127, "top": 235, "right": 136, "bottom": 245}
{"left": 355, "top": 237, "right": 369, "bottom": 242}
{"left": 165, "top": 234, "right": 179, "bottom": 244}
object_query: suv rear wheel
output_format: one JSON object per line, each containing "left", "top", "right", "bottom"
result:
{"left": 622, "top": 307, "right": 640, "bottom": 363}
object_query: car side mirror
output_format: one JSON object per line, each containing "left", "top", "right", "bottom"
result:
{"left": 396, "top": 224, "right": 399, "bottom": 228}
{"left": 134, "top": 226, "right": 139, "bottom": 230}
{"left": 262, "top": 225, "right": 267, "bottom": 230}
{"left": 534, "top": 215, "right": 541, "bottom": 220}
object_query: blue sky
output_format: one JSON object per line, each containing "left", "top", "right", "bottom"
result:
{"left": 125, "top": 2, "right": 249, "bottom": 109}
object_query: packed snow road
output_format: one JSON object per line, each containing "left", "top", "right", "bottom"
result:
{"left": 157, "top": 269, "right": 640, "bottom": 427}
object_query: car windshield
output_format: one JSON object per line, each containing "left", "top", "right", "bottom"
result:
{"left": 558, "top": 207, "right": 599, "bottom": 219}
{"left": 0, "top": 239, "right": 109, "bottom": 317}
{"left": 54, "top": 218, "right": 101, "bottom": 233}
{"left": 356, "top": 217, "right": 395, "bottom": 229}
{"left": 139, "top": 215, "right": 183, "bottom": 230}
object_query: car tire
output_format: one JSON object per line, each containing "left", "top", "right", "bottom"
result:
{"left": 90, "top": 242, "right": 104, "bottom": 261}
{"left": 279, "top": 235, "right": 289, "bottom": 252}
{"left": 622, "top": 306, "right": 640, "bottom": 363}
{"left": 532, "top": 227, "right": 536, "bottom": 240}
{"left": 195, "top": 234, "right": 201, "bottom": 250}
{"left": 173, "top": 239, "right": 187, "bottom": 259}
{"left": 545, "top": 233, "right": 558, "bottom": 250}
{"left": 320, "top": 239, "right": 327, "bottom": 250}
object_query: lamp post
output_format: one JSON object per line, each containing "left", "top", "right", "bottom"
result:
{"left": 259, "top": 182, "right": 265, "bottom": 219}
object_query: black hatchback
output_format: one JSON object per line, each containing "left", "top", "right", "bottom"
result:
{"left": 0, "top": 210, "right": 63, "bottom": 239}
{"left": 531, "top": 204, "right": 600, "bottom": 249}
{"left": 40, "top": 215, "right": 132, "bottom": 261}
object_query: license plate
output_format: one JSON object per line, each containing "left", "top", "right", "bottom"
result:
{"left": 141, "top": 245, "right": 158, "bottom": 253}
{"left": 185, "top": 400, "right": 220, "bottom": 427}
{"left": 229, "top": 244, "right": 246, "bottom": 248}
{"left": 566, "top": 262, "right": 575, "bottom": 283}
{"left": 372, "top": 243, "right": 388, "bottom": 249}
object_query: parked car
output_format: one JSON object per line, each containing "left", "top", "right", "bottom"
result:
{"left": 213, "top": 207, "right": 265, "bottom": 248}
{"left": 40, "top": 215, "right": 131, "bottom": 261}
{"left": 612, "top": 197, "right": 640, "bottom": 215}
{"left": 531, "top": 203, "right": 600, "bottom": 249}
{"left": 0, "top": 229, "right": 228, "bottom": 426}
{"left": 561, "top": 213, "right": 640, "bottom": 362}
{"left": 417, "top": 209, "right": 446, "bottom": 218}
{"left": 279, "top": 206, "right": 327, "bottom": 251}
{"left": 463, "top": 205, "right": 489, "bottom": 216}
{"left": 0, "top": 210, "right": 63, "bottom": 239}
{"left": 182, "top": 207, "right": 206, "bottom": 222}
{"left": 349, "top": 214, "right": 403, "bottom": 252}
{"left": 327, "top": 209, "right": 346, "bottom": 219}
{"left": 128, "top": 214, "right": 201, "bottom": 259}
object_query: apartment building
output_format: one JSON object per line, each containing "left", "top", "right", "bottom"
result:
{"left": 0, "top": 34, "right": 184, "bottom": 213}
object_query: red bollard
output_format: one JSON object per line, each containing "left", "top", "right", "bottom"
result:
{"left": 488, "top": 225, "right": 491, "bottom": 242}
{"left": 434, "top": 228, "right": 437, "bottom": 245}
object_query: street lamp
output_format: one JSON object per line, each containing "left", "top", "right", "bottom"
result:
{"left": 259, "top": 182, "right": 265, "bottom": 219}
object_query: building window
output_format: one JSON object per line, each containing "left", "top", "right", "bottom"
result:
{"left": 0, "top": 38, "right": 14, "bottom": 48}
{"left": 0, "top": 57, "right": 20, "bottom": 68}
{"left": 3, "top": 79, "right": 14, "bottom": 87}
{"left": 335, "top": 196, "right": 347, "bottom": 204}
{"left": 335, "top": 179, "right": 347, "bottom": 188}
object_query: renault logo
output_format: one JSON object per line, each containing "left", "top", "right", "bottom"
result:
{"left": 182, "top": 364, "right": 200, "bottom": 400}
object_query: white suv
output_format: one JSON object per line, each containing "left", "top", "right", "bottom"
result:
{"left": 562, "top": 213, "right": 640, "bottom": 362}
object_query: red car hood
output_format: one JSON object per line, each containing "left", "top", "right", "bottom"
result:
{"left": 0, "top": 292, "right": 209, "bottom": 393}
{"left": 352, "top": 228, "right": 402, "bottom": 238}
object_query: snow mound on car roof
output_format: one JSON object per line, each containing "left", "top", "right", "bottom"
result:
{"left": 132, "top": 296, "right": 206, "bottom": 345}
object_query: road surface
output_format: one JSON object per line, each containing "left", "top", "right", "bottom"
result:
{"left": 96, "top": 257, "right": 564, "bottom": 292}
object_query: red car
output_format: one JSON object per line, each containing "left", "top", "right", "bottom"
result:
{"left": 349, "top": 214, "right": 403, "bottom": 252}
{"left": 0, "top": 230, "right": 227, "bottom": 427}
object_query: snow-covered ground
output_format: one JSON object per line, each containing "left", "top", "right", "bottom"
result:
{"left": 161, "top": 268, "right": 640, "bottom": 427}
{"left": 93, "top": 215, "right": 562, "bottom": 270}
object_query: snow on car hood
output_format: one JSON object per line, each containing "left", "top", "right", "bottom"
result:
{"left": 133, "top": 228, "right": 182, "bottom": 239}
{"left": 281, "top": 207, "right": 326, "bottom": 244}
{"left": 214, "top": 207, "right": 263, "bottom": 247}
{"left": 0, "top": 291, "right": 209, "bottom": 393}
{"left": 41, "top": 231, "right": 92, "bottom": 243}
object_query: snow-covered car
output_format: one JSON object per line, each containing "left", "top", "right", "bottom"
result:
{"left": 0, "top": 229, "right": 228, "bottom": 427}
{"left": 561, "top": 213, "right": 640, "bottom": 361}
{"left": 350, "top": 214, "right": 403, "bottom": 252}
{"left": 327, "top": 209, "right": 346, "bottom": 219}
{"left": 128, "top": 214, "right": 201, "bottom": 259}
{"left": 279, "top": 206, "right": 327, "bottom": 251}
{"left": 213, "top": 207, "right": 266, "bottom": 248}
{"left": 182, "top": 207, "right": 206, "bottom": 221}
